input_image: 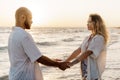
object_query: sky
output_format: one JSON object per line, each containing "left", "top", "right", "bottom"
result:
{"left": 0, "top": 0, "right": 120, "bottom": 27}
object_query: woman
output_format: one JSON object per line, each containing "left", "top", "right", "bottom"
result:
{"left": 65, "top": 14, "right": 109, "bottom": 80}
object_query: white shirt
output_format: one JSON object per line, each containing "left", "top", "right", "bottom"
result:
{"left": 8, "top": 27, "right": 43, "bottom": 80}
{"left": 80, "top": 35, "right": 106, "bottom": 80}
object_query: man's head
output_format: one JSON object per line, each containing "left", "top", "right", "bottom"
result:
{"left": 15, "top": 7, "right": 32, "bottom": 29}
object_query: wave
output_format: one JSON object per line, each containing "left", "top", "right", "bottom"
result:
{"left": 36, "top": 42, "right": 57, "bottom": 46}
{"left": 30, "top": 27, "right": 85, "bottom": 34}
{"left": 62, "top": 38, "right": 74, "bottom": 42}
{"left": 0, "top": 46, "right": 8, "bottom": 50}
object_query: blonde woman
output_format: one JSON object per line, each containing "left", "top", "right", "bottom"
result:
{"left": 65, "top": 14, "right": 108, "bottom": 80}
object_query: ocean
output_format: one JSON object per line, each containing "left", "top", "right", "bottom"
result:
{"left": 0, "top": 27, "right": 120, "bottom": 80}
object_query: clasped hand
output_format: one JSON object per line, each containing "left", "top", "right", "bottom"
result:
{"left": 54, "top": 59, "right": 70, "bottom": 71}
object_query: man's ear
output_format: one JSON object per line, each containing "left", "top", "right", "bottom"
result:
{"left": 21, "top": 14, "right": 26, "bottom": 21}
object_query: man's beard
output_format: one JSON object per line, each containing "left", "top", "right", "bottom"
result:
{"left": 24, "top": 20, "right": 30, "bottom": 29}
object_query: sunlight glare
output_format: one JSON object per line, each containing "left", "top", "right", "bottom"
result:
{"left": 25, "top": 1, "right": 51, "bottom": 27}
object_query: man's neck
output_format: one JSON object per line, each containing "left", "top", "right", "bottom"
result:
{"left": 16, "top": 23, "right": 25, "bottom": 29}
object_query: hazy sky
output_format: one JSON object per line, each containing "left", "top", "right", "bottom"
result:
{"left": 0, "top": 0, "right": 120, "bottom": 27}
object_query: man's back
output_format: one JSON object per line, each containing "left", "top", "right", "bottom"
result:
{"left": 8, "top": 27, "right": 42, "bottom": 80}
{"left": 9, "top": 27, "right": 28, "bottom": 65}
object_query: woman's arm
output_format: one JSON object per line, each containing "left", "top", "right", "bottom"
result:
{"left": 70, "top": 50, "right": 93, "bottom": 66}
{"left": 65, "top": 48, "right": 81, "bottom": 62}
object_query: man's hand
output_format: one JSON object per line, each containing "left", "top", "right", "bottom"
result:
{"left": 37, "top": 56, "right": 70, "bottom": 70}
{"left": 53, "top": 58, "right": 70, "bottom": 70}
{"left": 58, "top": 62, "right": 70, "bottom": 71}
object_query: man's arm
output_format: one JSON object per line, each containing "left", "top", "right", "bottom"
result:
{"left": 70, "top": 50, "right": 93, "bottom": 66}
{"left": 37, "top": 55, "right": 70, "bottom": 70}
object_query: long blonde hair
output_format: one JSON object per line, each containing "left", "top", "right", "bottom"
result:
{"left": 89, "top": 14, "right": 109, "bottom": 44}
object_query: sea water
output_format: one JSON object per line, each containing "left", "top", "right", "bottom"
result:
{"left": 0, "top": 27, "right": 120, "bottom": 80}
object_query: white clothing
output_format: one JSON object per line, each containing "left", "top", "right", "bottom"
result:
{"left": 80, "top": 35, "right": 106, "bottom": 80}
{"left": 8, "top": 27, "right": 43, "bottom": 80}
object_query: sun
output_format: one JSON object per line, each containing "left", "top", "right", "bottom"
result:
{"left": 28, "top": 7, "right": 47, "bottom": 26}
{"left": 25, "top": 1, "right": 52, "bottom": 27}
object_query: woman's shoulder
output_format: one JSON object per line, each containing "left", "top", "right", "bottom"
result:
{"left": 93, "top": 34, "right": 104, "bottom": 41}
{"left": 94, "top": 34, "right": 104, "bottom": 38}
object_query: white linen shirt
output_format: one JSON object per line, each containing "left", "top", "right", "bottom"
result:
{"left": 80, "top": 34, "right": 107, "bottom": 80}
{"left": 8, "top": 27, "right": 43, "bottom": 80}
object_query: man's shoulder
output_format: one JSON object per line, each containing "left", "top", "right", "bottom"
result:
{"left": 12, "top": 27, "right": 30, "bottom": 39}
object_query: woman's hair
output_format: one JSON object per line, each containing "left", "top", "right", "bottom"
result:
{"left": 89, "top": 14, "right": 109, "bottom": 44}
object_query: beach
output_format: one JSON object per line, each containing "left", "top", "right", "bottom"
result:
{"left": 0, "top": 27, "right": 120, "bottom": 80}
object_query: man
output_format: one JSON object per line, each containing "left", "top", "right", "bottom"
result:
{"left": 8, "top": 7, "right": 70, "bottom": 80}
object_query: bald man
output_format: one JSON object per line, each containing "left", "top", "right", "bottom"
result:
{"left": 8, "top": 7, "right": 70, "bottom": 80}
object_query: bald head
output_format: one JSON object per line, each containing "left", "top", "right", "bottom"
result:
{"left": 15, "top": 7, "right": 32, "bottom": 29}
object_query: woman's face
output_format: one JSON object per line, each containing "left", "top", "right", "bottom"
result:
{"left": 87, "top": 17, "right": 94, "bottom": 31}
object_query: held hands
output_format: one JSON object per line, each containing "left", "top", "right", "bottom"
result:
{"left": 58, "top": 62, "right": 70, "bottom": 71}
{"left": 53, "top": 58, "right": 70, "bottom": 71}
